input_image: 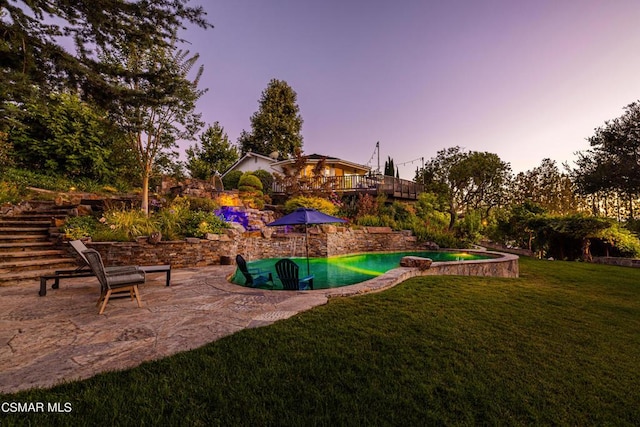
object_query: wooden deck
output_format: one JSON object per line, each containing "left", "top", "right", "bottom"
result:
{"left": 273, "top": 175, "right": 424, "bottom": 200}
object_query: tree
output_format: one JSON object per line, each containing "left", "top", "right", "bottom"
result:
{"left": 238, "top": 79, "right": 303, "bottom": 158}
{"left": 416, "top": 146, "right": 510, "bottom": 229}
{"left": 511, "top": 159, "right": 578, "bottom": 215}
{"left": 384, "top": 156, "right": 395, "bottom": 176}
{"left": 572, "top": 101, "right": 640, "bottom": 219}
{"left": 8, "top": 91, "right": 138, "bottom": 183}
{"left": 186, "top": 122, "right": 239, "bottom": 180}
{"left": 0, "top": 0, "right": 211, "bottom": 130}
{"left": 101, "top": 39, "right": 206, "bottom": 214}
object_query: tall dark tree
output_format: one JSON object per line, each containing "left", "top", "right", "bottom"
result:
{"left": 572, "top": 101, "right": 640, "bottom": 219}
{"left": 0, "top": 0, "right": 211, "bottom": 132}
{"left": 238, "top": 79, "right": 303, "bottom": 158}
{"left": 186, "top": 122, "right": 239, "bottom": 180}
{"left": 384, "top": 156, "right": 395, "bottom": 176}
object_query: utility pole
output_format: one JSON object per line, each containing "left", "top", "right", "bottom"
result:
{"left": 376, "top": 141, "right": 380, "bottom": 176}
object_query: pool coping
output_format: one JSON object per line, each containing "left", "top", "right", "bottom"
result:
{"left": 233, "top": 249, "right": 519, "bottom": 298}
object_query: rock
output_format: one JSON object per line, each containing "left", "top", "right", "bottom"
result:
{"left": 77, "top": 205, "right": 93, "bottom": 216}
{"left": 321, "top": 224, "right": 337, "bottom": 233}
{"left": 400, "top": 256, "right": 433, "bottom": 270}
{"left": 366, "top": 226, "right": 393, "bottom": 234}
{"left": 229, "top": 222, "right": 246, "bottom": 234}
{"left": 148, "top": 231, "right": 162, "bottom": 244}
{"left": 185, "top": 237, "right": 201, "bottom": 244}
{"left": 423, "top": 241, "right": 440, "bottom": 250}
{"left": 261, "top": 227, "right": 273, "bottom": 239}
{"left": 204, "top": 233, "right": 220, "bottom": 241}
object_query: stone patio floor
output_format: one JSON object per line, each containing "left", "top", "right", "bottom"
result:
{"left": 0, "top": 264, "right": 420, "bottom": 395}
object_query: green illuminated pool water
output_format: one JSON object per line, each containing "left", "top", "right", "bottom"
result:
{"left": 231, "top": 251, "right": 492, "bottom": 290}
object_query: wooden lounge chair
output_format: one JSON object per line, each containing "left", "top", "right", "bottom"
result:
{"left": 275, "top": 258, "right": 314, "bottom": 290}
{"left": 83, "top": 249, "right": 145, "bottom": 314}
{"left": 236, "top": 254, "right": 273, "bottom": 288}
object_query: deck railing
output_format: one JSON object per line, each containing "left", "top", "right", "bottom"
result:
{"left": 272, "top": 175, "right": 424, "bottom": 200}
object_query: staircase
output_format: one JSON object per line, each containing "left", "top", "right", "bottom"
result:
{"left": 0, "top": 203, "right": 78, "bottom": 286}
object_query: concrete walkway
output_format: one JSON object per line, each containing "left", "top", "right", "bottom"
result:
{"left": 0, "top": 265, "right": 419, "bottom": 395}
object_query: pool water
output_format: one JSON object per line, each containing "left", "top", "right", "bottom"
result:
{"left": 231, "top": 251, "right": 492, "bottom": 290}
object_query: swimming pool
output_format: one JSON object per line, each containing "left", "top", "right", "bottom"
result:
{"left": 231, "top": 251, "right": 493, "bottom": 290}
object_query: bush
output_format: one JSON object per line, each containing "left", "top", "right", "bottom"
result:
{"left": 238, "top": 173, "right": 263, "bottom": 190}
{"left": 61, "top": 215, "right": 100, "bottom": 240}
{"left": 356, "top": 214, "right": 395, "bottom": 228}
{"left": 222, "top": 170, "right": 243, "bottom": 190}
{"left": 185, "top": 196, "right": 220, "bottom": 212}
{"left": 284, "top": 196, "right": 338, "bottom": 215}
{"left": 0, "top": 181, "right": 22, "bottom": 204}
{"left": 252, "top": 169, "right": 274, "bottom": 195}
{"left": 101, "top": 209, "right": 156, "bottom": 240}
{"left": 181, "top": 211, "right": 229, "bottom": 238}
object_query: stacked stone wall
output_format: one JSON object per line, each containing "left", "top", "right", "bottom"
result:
{"left": 81, "top": 227, "right": 429, "bottom": 267}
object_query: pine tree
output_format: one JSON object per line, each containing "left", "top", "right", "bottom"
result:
{"left": 238, "top": 79, "right": 303, "bottom": 158}
{"left": 186, "top": 122, "right": 239, "bottom": 180}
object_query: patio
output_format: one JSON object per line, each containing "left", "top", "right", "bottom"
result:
{"left": 0, "top": 264, "right": 416, "bottom": 394}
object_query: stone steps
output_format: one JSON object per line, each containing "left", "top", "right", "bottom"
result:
{"left": 0, "top": 220, "right": 52, "bottom": 227}
{"left": 0, "top": 249, "right": 68, "bottom": 261}
{"left": 0, "top": 241, "right": 56, "bottom": 251}
{"left": 0, "top": 257, "right": 77, "bottom": 274}
{"left": 0, "top": 204, "right": 78, "bottom": 286}
{"left": 0, "top": 227, "right": 50, "bottom": 234}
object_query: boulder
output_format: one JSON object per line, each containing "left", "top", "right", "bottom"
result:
{"left": 400, "top": 256, "right": 433, "bottom": 270}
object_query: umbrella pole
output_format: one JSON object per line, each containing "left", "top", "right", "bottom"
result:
{"left": 305, "top": 225, "right": 310, "bottom": 275}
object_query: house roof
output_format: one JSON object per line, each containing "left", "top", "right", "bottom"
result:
{"left": 221, "top": 152, "right": 278, "bottom": 177}
{"left": 272, "top": 154, "right": 370, "bottom": 173}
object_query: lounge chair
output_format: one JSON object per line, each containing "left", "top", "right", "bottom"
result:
{"left": 39, "top": 240, "right": 171, "bottom": 296}
{"left": 83, "top": 249, "right": 145, "bottom": 314}
{"left": 236, "top": 254, "right": 273, "bottom": 288}
{"left": 275, "top": 258, "right": 314, "bottom": 290}
{"left": 70, "top": 240, "right": 140, "bottom": 275}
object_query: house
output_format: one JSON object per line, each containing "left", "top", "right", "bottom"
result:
{"left": 223, "top": 152, "right": 423, "bottom": 200}
{"left": 221, "top": 152, "right": 282, "bottom": 178}
{"left": 272, "top": 154, "right": 371, "bottom": 178}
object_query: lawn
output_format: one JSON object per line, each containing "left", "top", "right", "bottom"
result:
{"left": 2, "top": 258, "right": 639, "bottom": 425}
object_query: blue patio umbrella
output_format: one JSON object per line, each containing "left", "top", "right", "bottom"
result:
{"left": 267, "top": 208, "right": 347, "bottom": 275}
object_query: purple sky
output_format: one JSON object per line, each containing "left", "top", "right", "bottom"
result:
{"left": 182, "top": 1, "right": 640, "bottom": 178}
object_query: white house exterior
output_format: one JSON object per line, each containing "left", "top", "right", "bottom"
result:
{"left": 221, "top": 152, "right": 282, "bottom": 177}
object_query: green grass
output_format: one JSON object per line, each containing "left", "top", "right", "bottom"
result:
{"left": 2, "top": 258, "right": 639, "bottom": 426}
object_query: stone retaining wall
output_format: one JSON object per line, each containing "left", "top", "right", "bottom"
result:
{"left": 77, "top": 227, "right": 430, "bottom": 268}
{"left": 592, "top": 256, "right": 640, "bottom": 268}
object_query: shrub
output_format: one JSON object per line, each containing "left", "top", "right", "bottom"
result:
{"left": 61, "top": 215, "right": 100, "bottom": 240}
{"left": 238, "top": 173, "right": 263, "bottom": 190}
{"left": 252, "top": 169, "right": 274, "bottom": 195}
{"left": 354, "top": 193, "right": 378, "bottom": 218}
{"left": 0, "top": 181, "right": 22, "bottom": 204}
{"left": 186, "top": 196, "right": 220, "bottom": 212}
{"left": 101, "top": 209, "right": 156, "bottom": 240}
{"left": 284, "top": 196, "right": 338, "bottom": 215}
{"left": 238, "top": 172, "right": 264, "bottom": 209}
{"left": 356, "top": 214, "right": 396, "bottom": 228}
{"left": 153, "top": 196, "right": 192, "bottom": 240}
{"left": 222, "top": 170, "right": 243, "bottom": 190}
{"left": 181, "top": 211, "right": 229, "bottom": 238}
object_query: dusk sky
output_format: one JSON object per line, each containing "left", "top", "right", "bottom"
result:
{"left": 181, "top": 1, "right": 640, "bottom": 179}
